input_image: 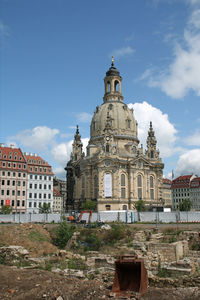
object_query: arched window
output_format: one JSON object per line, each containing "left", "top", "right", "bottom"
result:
{"left": 74, "top": 154, "right": 77, "bottom": 161}
{"left": 94, "top": 175, "right": 98, "bottom": 199}
{"left": 122, "top": 204, "right": 127, "bottom": 210}
{"left": 121, "top": 174, "right": 126, "bottom": 198}
{"left": 114, "top": 80, "right": 119, "bottom": 92}
{"left": 106, "top": 144, "right": 109, "bottom": 153}
{"left": 81, "top": 176, "right": 85, "bottom": 199}
{"left": 137, "top": 174, "right": 142, "bottom": 199}
{"left": 107, "top": 81, "right": 111, "bottom": 93}
{"left": 151, "top": 151, "right": 154, "bottom": 158}
{"left": 150, "top": 176, "right": 154, "bottom": 200}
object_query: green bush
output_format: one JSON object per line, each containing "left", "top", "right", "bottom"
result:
{"left": 51, "top": 221, "right": 75, "bottom": 249}
{"left": 84, "top": 233, "right": 101, "bottom": 251}
{"left": 102, "top": 224, "right": 126, "bottom": 246}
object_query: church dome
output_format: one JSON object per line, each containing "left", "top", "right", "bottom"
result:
{"left": 90, "top": 102, "right": 138, "bottom": 140}
{"left": 89, "top": 59, "right": 139, "bottom": 143}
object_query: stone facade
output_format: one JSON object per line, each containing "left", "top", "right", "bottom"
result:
{"left": 66, "top": 60, "right": 164, "bottom": 211}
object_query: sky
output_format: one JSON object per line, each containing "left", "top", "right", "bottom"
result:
{"left": 1, "top": 0, "right": 200, "bottom": 180}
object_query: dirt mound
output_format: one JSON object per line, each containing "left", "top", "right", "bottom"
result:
{"left": 0, "top": 224, "right": 57, "bottom": 257}
{"left": 0, "top": 265, "right": 109, "bottom": 300}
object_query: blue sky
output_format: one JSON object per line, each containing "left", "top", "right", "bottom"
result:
{"left": 1, "top": 0, "right": 200, "bottom": 179}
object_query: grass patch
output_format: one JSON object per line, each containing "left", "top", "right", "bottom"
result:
{"left": 68, "top": 258, "right": 87, "bottom": 270}
{"left": 28, "top": 231, "right": 49, "bottom": 242}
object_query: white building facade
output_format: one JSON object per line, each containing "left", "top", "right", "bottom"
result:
{"left": 25, "top": 153, "right": 54, "bottom": 213}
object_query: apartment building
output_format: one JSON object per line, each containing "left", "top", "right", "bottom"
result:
{"left": 53, "top": 189, "right": 63, "bottom": 213}
{"left": 24, "top": 153, "right": 54, "bottom": 213}
{"left": 171, "top": 174, "right": 197, "bottom": 210}
{"left": 162, "top": 178, "right": 172, "bottom": 208}
{"left": 0, "top": 144, "right": 27, "bottom": 213}
{"left": 190, "top": 177, "right": 200, "bottom": 211}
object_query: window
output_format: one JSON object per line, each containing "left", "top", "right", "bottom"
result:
{"left": 23, "top": 181, "right": 25, "bottom": 187}
{"left": 150, "top": 151, "right": 154, "bottom": 159}
{"left": 44, "top": 168, "right": 47, "bottom": 173}
{"left": 7, "top": 180, "right": 10, "bottom": 185}
{"left": 122, "top": 205, "right": 127, "bottom": 210}
{"left": 49, "top": 176, "right": 51, "bottom": 181}
{"left": 12, "top": 190, "right": 15, "bottom": 196}
{"left": 48, "top": 194, "right": 51, "bottom": 199}
{"left": 150, "top": 176, "right": 154, "bottom": 200}
{"left": 44, "top": 193, "right": 46, "bottom": 199}
{"left": 126, "top": 119, "right": 131, "bottom": 129}
{"left": 35, "top": 167, "right": 37, "bottom": 172}
{"left": 22, "top": 191, "right": 25, "bottom": 196}
{"left": 49, "top": 185, "right": 51, "bottom": 190}
{"left": 13, "top": 163, "right": 16, "bottom": 168}
{"left": 1, "top": 200, "right": 4, "bottom": 206}
{"left": 44, "top": 176, "right": 47, "bottom": 180}
{"left": 17, "top": 200, "right": 20, "bottom": 206}
{"left": 39, "top": 184, "right": 42, "bottom": 189}
{"left": 13, "top": 172, "right": 16, "bottom": 176}
{"left": 81, "top": 176, "right": 85, "bottom": 199}
{"left": 121, "top": 174, "right": 126, "bottom": 198}
{"left": 8, "top": 162, "right": 11, "bottom": 168}
{"left": 137, "top": 175, "right": 142, "bottom": 199}
{"left": 17, "top": 190, "right": 20, "bottom": 196}
{"left": 39, "top": 193, "right": 42, "bottom": 199}
{"left": 105, "top": 205, "right": 111, "bottom": 211}
{"left": 1, "top": 190, "right": 4, "bottom": 195}
{"left": 34, "top": 184, "right": 37, "bottom": 189}
{"left": 94, "top": 175, "right": 98, "bottom": 199}
{"left": 18, "top": 164, "right": 21, "bottom": 168}
{"left": 34, "top": 193, "right": 37, "bottom": 199}
{"left": 22, "top": 200, "right": 25, "bottom": 206}
{"left": 29, "top": 193, "right": 32, "bottom": 198}
{"left": 12, "top": 200, "right": 14, "bottom": 207}
{"left": 2, "top": 171, "right": 5, "bottom": 176}
{"left": 17, "top": 181, "right": 21, "bottom": 186}
{"left": 23, "top": 165, "right": 26, "bottom": 169}
{"left": 1, "top": 180, "right": 5, "bottom": 185}
{"left": 106, "top": 144, "right": 109, "bottom": 153}
{"left": 30, "top": 175, "right": 33, "bottom": 179}
{"left": 40, "top": 175, "right": 42, "bottom": 180}
{"left": 29, "top": 183, "right": 32, "bottom": 189}
{"left": 18, "top": 173, "right": 21, "bottom": 177}
{"left": 35, "top": 175, "right": 37, "bottom": 180}
{"left": 34, "top": 202, "right": 37, "bottom": 208}
{"left": 44, "top": 184, "right": 46, "bottom": 189}
{"left": 23, "top": 173, "right": 26, "bottom": 177}
{"left": 8, "top": 172, "right": 10, "bottom": 176}
{"left": 29, "top": 202, "right": 32, "bottom": 208}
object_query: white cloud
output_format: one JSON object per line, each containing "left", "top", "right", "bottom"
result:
{"left": 175, "top": 149, "right": 200, "bottom": 176}
{"left": 128, "top": 101, "right": 178, "bottom": 157}
{"left": 54, "top": 167, "right": 66, "bottom": 180}
{"left": 184, "top": 130, "right": 200, "bottom": 146}
{"left": 146, "top": 6, "right": 200, "bottom": 99}
{"left": 111, "top": 46, "right": 135, "bottom": 58}
{"left": 11, "top": 126, "right": 59, "bottom": 150}
{"left": 76, "top": 112, "right": 92, "bottom": 123}
{"left": 51, "top": 141, "right": 73, "bottom": 165}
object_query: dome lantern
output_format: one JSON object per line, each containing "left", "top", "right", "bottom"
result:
{"left": 103, "top": 57, "right": 123, "bottom": 103}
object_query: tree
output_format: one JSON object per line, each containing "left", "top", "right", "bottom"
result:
{"left": 179, "top": 198, "right": 192, "bottom": 211}
{"left": 39, "top": 203, "right": 51, "bottom": 213}
{"left": 134, "top": 199, "right": 146, "bottom": 212}
{"left": 81, "top": 199, "right": 96, "bottom": 210}
{"left": 1, "top": 205, "right": 12, "bottom": 214}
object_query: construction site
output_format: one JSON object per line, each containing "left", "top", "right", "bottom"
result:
{"left": 0, "top": 222, "right": 200, "bottom": 300}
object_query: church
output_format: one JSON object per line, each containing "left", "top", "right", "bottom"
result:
{"left": 65, "top": 59, "right": 164, "bottom": 211}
